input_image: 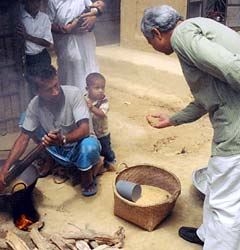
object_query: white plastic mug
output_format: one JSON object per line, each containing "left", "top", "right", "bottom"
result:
{"left": 116, "top": 180, "right": 142, "bottom": 202}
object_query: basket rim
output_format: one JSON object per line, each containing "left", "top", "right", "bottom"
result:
{"left": 113, "top": 163, "right": 181, "bottom": 207}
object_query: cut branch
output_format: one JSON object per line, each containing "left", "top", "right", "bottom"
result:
{"left": 29, "top": 227, "right": 55, "bottom": 250}
{"left": 62, "top": 227, "right": 125, "bottom": 248}
{"left": 50, "top": 233, "right": 76, "bottom": 250}
{"left": 5, "top": 231, "right": 31, "bottom": 250}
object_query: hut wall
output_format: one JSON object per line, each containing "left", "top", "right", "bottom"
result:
{"left": 0, "top": 0, "right": 28, "bottom": 134}
{"left": 121, "top": 0, "right": 187, "bottom": 52}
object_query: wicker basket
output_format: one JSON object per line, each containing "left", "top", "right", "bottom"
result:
{"left": 113, "top": 164, "right": 181, "bottom": 231}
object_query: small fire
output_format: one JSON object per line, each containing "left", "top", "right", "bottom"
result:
{"left": 15, "top": 214, "right": 34, "bottom": 231}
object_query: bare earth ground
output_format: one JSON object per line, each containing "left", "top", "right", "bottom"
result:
{"left": 0, "top": 46, "right": 213, "bottom": 250}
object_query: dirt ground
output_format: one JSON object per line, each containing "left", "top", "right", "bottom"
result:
{"left": 0, "top": 46, "right": 213, "bottom": 250}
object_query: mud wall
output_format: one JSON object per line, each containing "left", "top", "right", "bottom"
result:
{"left": 120, "top": 0, "right": 187, "bottom": 52}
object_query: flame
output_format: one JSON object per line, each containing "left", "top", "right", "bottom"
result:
{"left": 15, "top": 214, "right": 34, "bottom": 231}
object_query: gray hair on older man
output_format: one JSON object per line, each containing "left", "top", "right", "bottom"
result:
{"left": 141, "top": 5, "right": 183, "bottom": 38}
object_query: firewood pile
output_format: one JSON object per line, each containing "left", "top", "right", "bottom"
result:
{"left": 0, "top": 222, "right": 125, "bottom": 250}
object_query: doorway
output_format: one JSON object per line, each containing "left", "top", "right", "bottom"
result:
{"left": 95, "top": 0, "right": 121, "bottom": 46}
{"left": 187, "top": 0, "right": 240, "bottom": 30}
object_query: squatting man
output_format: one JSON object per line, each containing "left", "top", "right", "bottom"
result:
{"left": 0, "top": 65, "right": 103, "bottom": 197}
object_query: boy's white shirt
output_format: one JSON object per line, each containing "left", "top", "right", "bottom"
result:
{"left": 21, "top": 7, "right": 53, "bottom": 55}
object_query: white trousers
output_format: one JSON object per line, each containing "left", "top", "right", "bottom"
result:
{"left": 197, "top": 155, "right": 240, "bottom": 250}
{"left": 53, "top": 32, "right": 99, "bottom": 94}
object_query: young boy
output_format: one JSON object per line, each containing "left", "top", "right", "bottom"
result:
{"left": 17, "top": 0, "right": 53, "bottom": 98}
{"left": 85, "top": 73, "right": 116, "bottom": 171}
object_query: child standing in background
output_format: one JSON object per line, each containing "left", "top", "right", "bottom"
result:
{"left": 17, "top": 0, "right": 53, "bottom": 98}
{"left": 85, "top": 73, "right": 116, "bottom": 171}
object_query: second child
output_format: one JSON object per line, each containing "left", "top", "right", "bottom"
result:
{"left": 85, "top": 73, "right": 116, "bottom": 171}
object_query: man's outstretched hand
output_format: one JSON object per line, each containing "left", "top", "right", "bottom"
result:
{"left": 146, "top": 113, "right": 173, "bottom": 129}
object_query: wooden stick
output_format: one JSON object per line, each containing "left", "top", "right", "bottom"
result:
{"left": 65, "top": 242, "right": 78, "bottom": 250}
{"left": 0, "top": 230, "right": 8, "bottom": 249}
{"left": 5, "top": 231, "right": 31, "bottom": 250}
{"left": 0, "top": 239, "right": 8, "bottom": 249}
{"left": 28, "top": 221, "right": 45, "bottom": 231}
{"left": 75, "top": 240, "right": 91, "bottom": 250}
{"left": 50, "top": 233, "right": 74, "bottom": 250}
{"left": 62, "top": 226, "right": 125, "bottom": 248}
{"left": 93, "top": 245, "right": 113, "bottom": 250}
{"left": 29, "top": 227, "right": 54, "bottom": 250}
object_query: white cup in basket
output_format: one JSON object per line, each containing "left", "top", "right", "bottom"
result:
{"left": 116, "top": 180, "right": 142, "bottom": 202}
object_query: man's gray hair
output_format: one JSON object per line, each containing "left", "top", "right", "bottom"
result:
{"left": 141, "top": 5, "right": 182, "bottom": 38}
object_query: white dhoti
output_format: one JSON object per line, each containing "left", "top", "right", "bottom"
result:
{"left": 197, "top": 154, "right": 240, "bottom": 250}
{"left": 53, "top": 31, "right": 99, "bottom": 94}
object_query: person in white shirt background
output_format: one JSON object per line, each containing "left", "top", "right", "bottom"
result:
{"left": 17, "top": 0, "right": 53, "bottom": 98}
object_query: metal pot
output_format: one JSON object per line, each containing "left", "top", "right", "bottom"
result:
{"left": 0, "top": 161, "right": 40, "bottom": 227}
{"left": 0, "top": 160, "right": 39, "bottom": 203}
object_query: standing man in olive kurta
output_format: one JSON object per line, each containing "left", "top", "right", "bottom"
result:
{"left": 141, "top": 5, "right": 240, "bottom": 250}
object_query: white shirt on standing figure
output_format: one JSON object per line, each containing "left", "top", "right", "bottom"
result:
{"left": 21, "top": 7, "right": 53, "bottom": 55}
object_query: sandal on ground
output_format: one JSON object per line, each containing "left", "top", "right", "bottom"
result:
{"left": 81, "top": 178, "right": 97, "bottom": 197}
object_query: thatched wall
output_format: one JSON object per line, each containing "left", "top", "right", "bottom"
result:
{"left": 0, "top": 0, "right": 28, "bottom": 134}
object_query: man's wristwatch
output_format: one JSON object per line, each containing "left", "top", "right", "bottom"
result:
{"left": 62, "top": 135, "right": 67, "bottom": 145}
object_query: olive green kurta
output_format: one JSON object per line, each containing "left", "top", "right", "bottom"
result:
{"left": 170, "top": 17, "right": 240, "bottom": 157}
